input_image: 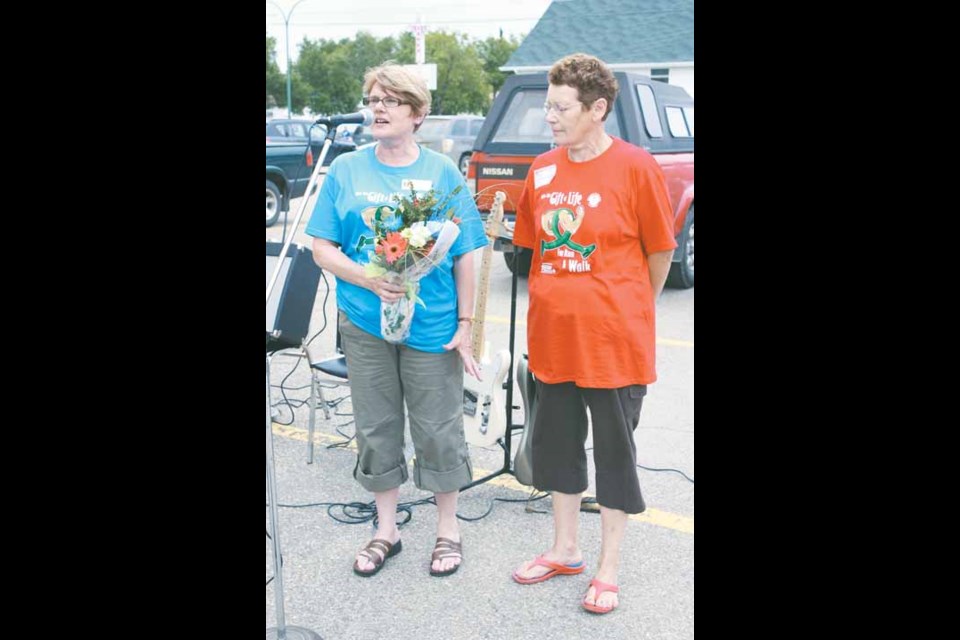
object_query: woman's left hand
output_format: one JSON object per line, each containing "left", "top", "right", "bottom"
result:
{"left": 443, "top": 322, "right": 481, "bottom": 380}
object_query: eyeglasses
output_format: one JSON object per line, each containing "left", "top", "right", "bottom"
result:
{"left": 362, "top": 96, "right": 408, "bottom": 108}
{"left": 543, "top": 101, "right": 580, "bottom": 115}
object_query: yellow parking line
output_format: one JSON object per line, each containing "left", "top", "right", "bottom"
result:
{"left": 273, "top": 422, "right": 357, "bottom": 450}
{"left": 272, "top": 423, "right": 693, "bottom": 534}
{"left": 627, "top": 507, "right": 694, "bottom": 533}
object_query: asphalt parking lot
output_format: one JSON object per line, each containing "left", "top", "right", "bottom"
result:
{"left": 267, "top": 193, "right": 694, "bottom": 639}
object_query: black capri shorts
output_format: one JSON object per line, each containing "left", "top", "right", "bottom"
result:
{"left": 531, "top": 380, "right": 647, "bottom": 514}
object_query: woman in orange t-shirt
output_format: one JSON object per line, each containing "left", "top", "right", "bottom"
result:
{"left": 510, "top": 54, "right": 677, "bottom": 615}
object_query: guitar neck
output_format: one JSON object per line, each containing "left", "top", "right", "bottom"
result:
{"left": 472, "top": 244, "right": 493, "bottom": 351}
{"left": 470, "top": 192, "right": 504, "bottom": 355}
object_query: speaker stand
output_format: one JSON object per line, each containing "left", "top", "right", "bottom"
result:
{"left": 266, "top": 354, "right": 323, "bottom": 640}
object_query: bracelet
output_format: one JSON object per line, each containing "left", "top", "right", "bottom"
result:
{"left": 458, "top": 317, "right": 473, "bottom": 323}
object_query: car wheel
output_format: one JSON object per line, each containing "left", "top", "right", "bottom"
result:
{"left": 459, "top": 153, "right": 472, "bottom": 176}
{"left": 503, "top": 247, "right": 532, "bottom": 277}
{"left": 266, "top": 180, "right": 282, "bottom": 227}
{"left": 666, "top": 205, "right": 694, "bottom": 288}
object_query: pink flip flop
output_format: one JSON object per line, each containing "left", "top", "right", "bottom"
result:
{"left": 512, "top": 555, "right": 585, "bottom": 584}
{"left": 582, "top": 578, "right": 620, "bottom": 614}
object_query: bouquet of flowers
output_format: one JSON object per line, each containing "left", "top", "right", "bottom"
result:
{"left": 363, "top": 184, "right": 464, "bottom": 343}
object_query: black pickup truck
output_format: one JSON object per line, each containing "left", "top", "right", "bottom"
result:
{"left": 266, "top": 119, "right": 359, "bottom": 165}
{"left": 265, "top": 142, "right": 314, "bottom": 227}
{"left": 468, "top": 72, "right": 695, "bottom": 287}
{"left": 265, "top": 126, "right": 358, "bottom": 227}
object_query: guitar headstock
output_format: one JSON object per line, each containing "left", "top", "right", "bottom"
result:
{"left": 486, "top": 191, "right": 507, "bottom": 240}
{"left": 491, "top": 191, "right": 506, "bottom": 223}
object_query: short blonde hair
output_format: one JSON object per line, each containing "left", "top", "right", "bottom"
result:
{"left": 362, "top": 62, "right": 431, "bottom": 130}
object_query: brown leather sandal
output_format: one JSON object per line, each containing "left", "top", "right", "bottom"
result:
{"left": 352, "top": 538, "right": 402, "bottom": 577}
{"left": 429, "top": 536, "right": 462, "bottom": 577}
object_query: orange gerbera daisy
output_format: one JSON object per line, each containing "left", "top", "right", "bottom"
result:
{"left": 382, "top": 232, "right": 408, "bottom": 264}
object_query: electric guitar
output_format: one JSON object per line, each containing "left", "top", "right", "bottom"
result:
{"left": 463, "top": 191, "right": 510, "bottom": 447}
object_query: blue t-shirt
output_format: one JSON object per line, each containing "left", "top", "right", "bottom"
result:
{"left": 305, "top": 145, "right": 487, "bottom": 352}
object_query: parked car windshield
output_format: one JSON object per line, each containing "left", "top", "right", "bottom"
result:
{"left": 491, "top": 89, "right": 621, "bottom": 143}
{"left": 417, "top": 119, "right": 450, "bottom": 136}
{"left": 265, "top": 120, "right": 327, "bottom": 141}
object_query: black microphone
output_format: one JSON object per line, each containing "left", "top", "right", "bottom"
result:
{"left": 314, "top": 109, "right": 374, "bottom": 127}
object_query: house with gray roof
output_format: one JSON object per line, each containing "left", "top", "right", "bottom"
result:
{"left": 503, "top": 0, "right": 694, "bottom": 97}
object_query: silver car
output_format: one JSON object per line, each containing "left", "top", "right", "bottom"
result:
{"left": 415, "top": 115, "right": 484, "bottom": 174}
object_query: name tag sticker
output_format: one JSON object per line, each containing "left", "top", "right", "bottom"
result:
{"left": 533, "top": 165, "right": 556, "bottom": 189}
{"left": 401, "top": 179, "right": 433, "bottom": 192}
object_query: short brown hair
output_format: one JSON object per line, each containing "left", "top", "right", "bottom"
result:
{"left": 362, "top": 61, "right": 431, "bottom": 130}
{"left": 548, "top": 53, "right": 618, "bottom": 120}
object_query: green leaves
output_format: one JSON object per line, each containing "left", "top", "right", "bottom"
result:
{"left": 363, "top": 262, "right": 387, "bottom": 278}
{"left": 404, "top": 282, "right": 426, "bottom": 308}
{"left": 268, "top": 30, "right": 519, "bottom": 116}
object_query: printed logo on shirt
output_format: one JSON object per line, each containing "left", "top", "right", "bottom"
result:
{"left": 540, "top": 191, "right": 583, "bottom": 207}
{"left": 355, "top": 191, "right": 389, "bottom": 203}
{"left": 533, "top": 164, "right": 556, "bottom": 189}
{"left": 587, "top": 192, "right": 602, "bottom": 208}
{"left": 356, "top": 185, "right": 433, "bottom": 203}
{"left": 540, "top": 262, "right": 556, "bottom": 275}
{"left": 354, "top": 204, "right": 395, "bottom": 254}
{"left": 538, "top": 204, "right": 597, "bottom": 273}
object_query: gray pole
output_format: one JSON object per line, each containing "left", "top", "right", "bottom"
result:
{"left": 268, "top": 0, "right": 307, "bottom": 117}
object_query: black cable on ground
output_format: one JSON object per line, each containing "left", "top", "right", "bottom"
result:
{"left": 638, "top": 464, "right": 694, "bottom": 483}
{"left": 271, "top": 488, "right": 550, "bottom": 528}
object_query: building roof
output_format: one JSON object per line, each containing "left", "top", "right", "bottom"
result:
{"left": 504, "top": 0, "right": 694, "bottom": 71}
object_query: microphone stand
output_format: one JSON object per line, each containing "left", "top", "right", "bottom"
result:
{"left": 266, "top": 125, "right": 337, "bottom": 640}
{"left": 266, "top": 127, "right": 336, "bottom": 305}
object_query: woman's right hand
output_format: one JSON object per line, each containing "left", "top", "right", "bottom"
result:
{"left": 367, "top": 276, "right": 406, "bottom": 303}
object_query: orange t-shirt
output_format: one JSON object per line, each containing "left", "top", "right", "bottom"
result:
{"left": 512, "top": 138, "right": 677, "bottom": 388}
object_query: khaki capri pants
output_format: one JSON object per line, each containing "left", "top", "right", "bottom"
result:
{"left": 338, "top": 314, "right": 472, "bottom": 493}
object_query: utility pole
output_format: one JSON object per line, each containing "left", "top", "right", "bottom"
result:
{"left": 267, "top": 0, "right": 307, "bottom": 118}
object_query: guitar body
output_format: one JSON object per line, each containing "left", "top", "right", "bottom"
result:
{"left": 463, "top": 348, "right": 511, "bottom": 446}
{"left": 462, "top": 191, "right": 510, "bottom": 447}
{"left": 513, "top": 354, "right": 538, "bottom": 486}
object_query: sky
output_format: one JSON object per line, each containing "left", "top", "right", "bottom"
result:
{"left": 265, "top": 0, "right": 554, "bottom": 71}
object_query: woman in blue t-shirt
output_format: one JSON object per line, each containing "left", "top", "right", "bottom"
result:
{"left": 305, "top": 62, "right": 487, "bottom": 579}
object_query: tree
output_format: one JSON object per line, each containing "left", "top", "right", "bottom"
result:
{"left": 268, "top": 29, "right": 525, "bottom": 117}
{"left": 289, "top": 70, "right": 312, "bottom": 114}
{"left": 350, "top": 32, "right": 402, "bottom": 80}
{"left": 297, "top": 39, "right": 365, "bottom": 115}
{"left": 424, "top": 32, "right": 489, "bottom": 115}
{"left": 476, "top": 35, "right": 520, "bottom": 96}
{"left": 295, "top": 33, "right": 407, "bottom": 115}
{"left": 266, "top": 35, "right": 285, "bottom": 110}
